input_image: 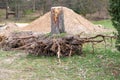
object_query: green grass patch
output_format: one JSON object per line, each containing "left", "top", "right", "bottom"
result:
{"left": 93, "top": 19, "right": 114, "bottom": 29}
{"left": 0, "top": 42, "right": 119, "bottom": 80}
{"left": 23, "top": 10, "right": 34, "bottom": 15}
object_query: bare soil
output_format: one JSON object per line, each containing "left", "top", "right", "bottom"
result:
{"left": 22, "top": 7, "right": 107, "bottom": 34}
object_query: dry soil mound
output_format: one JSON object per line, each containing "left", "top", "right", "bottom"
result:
{"left": 0, "top": 22, "right": 19, "bottom": 36}
{"left": 22, "top": 7, "right": 105, "bottom": 34}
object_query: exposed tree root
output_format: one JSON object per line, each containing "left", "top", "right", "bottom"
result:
{"left": 0, "top": 32, "right": 117, "bottom": 58}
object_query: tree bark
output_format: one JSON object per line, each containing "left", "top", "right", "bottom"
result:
{"left": 5, "top": 0, "right": 8, "bottom": 19}
{"left": 51, "top": 6, "right": 65, "bottom": 34}
{"left": 32, "top": 0, "right": 36, "bottom": 12}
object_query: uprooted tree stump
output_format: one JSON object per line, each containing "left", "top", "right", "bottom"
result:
{"left": 0, "top": 31, "right": 116, "bottom": 58}
{"left": 51, "top": 6, "right": 65, "bottom": 34}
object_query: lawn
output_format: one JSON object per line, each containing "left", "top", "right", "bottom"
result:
{"left": 0, "top": 20, "right": 120, "bottom": 80}
{"left": 93, "top": 19, "right": 114, "bottom": 29}
{"left": 0, "top": 44, "right": 119, "bottom": 80}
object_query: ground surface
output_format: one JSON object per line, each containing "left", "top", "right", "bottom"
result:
{"left": 93, "top": 20, "right": 114, "bottom": 29}
{"left": 0, "top": 44, "right": 119, "bottom": 80}
{"left": 0, "top": 20, "right": 120, "bottom": 80}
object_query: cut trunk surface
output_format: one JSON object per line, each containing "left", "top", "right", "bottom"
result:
{"left": 51, "top": 6, "right": 65, "bottom": 34}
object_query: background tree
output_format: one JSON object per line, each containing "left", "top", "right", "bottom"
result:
{"left": 0, "top": 0, "right": 110, "bottom": 20}
{"left": 109, "top": 0, "right": 120, "bottom": 50}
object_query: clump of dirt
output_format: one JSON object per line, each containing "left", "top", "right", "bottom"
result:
{"left": 22, "top": 7, "right": 106, "bottom": 34}
{"left": 0, "top": 22, "right": 19, "bottom": 37}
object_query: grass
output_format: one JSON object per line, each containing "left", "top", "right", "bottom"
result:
{"left": 0, "top": 20, "right": 120, "bottom": 80}
{"left": 0, "top": 9, "right": 40, "bottom": 23}
{"left": 93, "top": 19, "right": 114, "bottom": 29}
{"left": 0, "top": 43, "right": 119, "bottom": 80}
{"left": 93, "top": 19, "right": 117, "bottom": 35}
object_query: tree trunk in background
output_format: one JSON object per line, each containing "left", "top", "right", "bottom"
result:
{"left": 32, "top": 0, "right": 36, "bottom": 12}
{"left": 51, "top": 7, "right": 65, "bottom": 34}
{"left": 5, "top": 0, "right": 8, "bottom": 19}
{"left": 15, "top": 0, "right": 18, "bottom": 20}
